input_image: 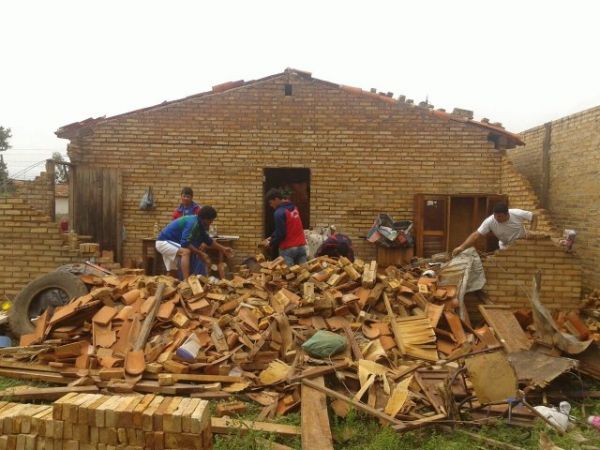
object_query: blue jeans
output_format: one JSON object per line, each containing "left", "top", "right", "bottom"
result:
{"left": 279, "top": 246, "right": 307, "bottom": 266}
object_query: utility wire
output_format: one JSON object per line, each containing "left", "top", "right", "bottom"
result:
{"left": 0, "top": 159, "right": 47, "bottom": 189}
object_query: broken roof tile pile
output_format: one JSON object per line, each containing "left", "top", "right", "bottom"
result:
{"left": 1, "top": 255, "right": 599, "bottom": 437}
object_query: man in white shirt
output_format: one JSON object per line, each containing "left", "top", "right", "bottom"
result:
{"left": 452, "top": 202, "right": 537, "bottom": 256}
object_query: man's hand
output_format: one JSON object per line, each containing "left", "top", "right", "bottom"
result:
{"left": 223, "top": 247, "right": 234, "bottom": 258}
{"left": 261, "top": 238, "right": 271, "bottom": 247}
{"left": 451, "top": 246, "right": 464, "bottom": 257}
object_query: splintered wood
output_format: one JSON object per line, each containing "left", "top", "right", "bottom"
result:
{"left": 2, "top": 254, "right": 518, "bottom": 440}
{"left": 0, "top": 393, "right": 210, "bottom": 450}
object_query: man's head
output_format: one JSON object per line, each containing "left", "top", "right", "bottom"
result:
{"left": 493, "top": 202, "right": 510, "bottom": 223}
{"left": 198, "top": 205, "right": 217, "bottom": 227}
{"left": 265, "top": 188, "right": 284, "bottom": 209}
{"left": 180, "top": 187, "right": 194, "bottom": 207}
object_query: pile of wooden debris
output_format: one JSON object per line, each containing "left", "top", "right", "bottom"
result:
{"left": 0, "top": 255, "right": 598, "bottom": 444}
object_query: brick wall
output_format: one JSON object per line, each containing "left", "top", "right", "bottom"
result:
{"left": 65, "top": 73, "right": 506, "bottom": 265}
{"left": 499, "top": 156, "right": 556, "bottom": 233}
{"left": 508, "top": 106, "right": 600, "bottom": 290}
{"left": 15, "top": 171, "right": 53, "bottom": 217}
{"left": 506, "top": 126, "right": 545, "bottom": 199}
{"left": 483, "top": 238, "right": 581, "bottom": 309}
{"left": 0, "top": 195, "right": 84, "bottom": 299}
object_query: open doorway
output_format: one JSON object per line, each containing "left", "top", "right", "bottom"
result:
{"left": 263, "top": 168, "right": 310, "bottom": 238}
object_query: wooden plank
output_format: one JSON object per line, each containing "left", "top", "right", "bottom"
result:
{"left": 383, "top": 293, "right": 406, "bottom": 355}
{"left": 443, "top": 311, "right": 466, "bottom": 344}
{"left": 479, "top": 305, "right": 531, "bottom": 353}
{"left": 211, "top": 417, "right": 301, "bottom": 436}
{"left": 144, "top": 373, "right": 244, "bottom": 383}
{"left": 0, "top": 385, "right": 98, "bottom": 402}
{"left": 342, "top": 326, "right": 363, "bottom": 360}
{"left": 0, "top": 368, "right": 70, "bottom": 385}
{"left": 301, "top": 377, "right": 333, "bottom": 450}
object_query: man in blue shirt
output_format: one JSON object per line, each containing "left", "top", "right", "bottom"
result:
{"left": 155, "top": 206, "right": 233, "bottom": 279}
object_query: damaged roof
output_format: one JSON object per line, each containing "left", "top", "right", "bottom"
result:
{"left": 56, "top": 68, "right": 524, "bottom": 149}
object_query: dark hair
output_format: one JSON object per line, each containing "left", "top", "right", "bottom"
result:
{"left": 265, "top": 188, "right": 283, "bottom": 202}
{"left": 493, "top": 202, "right": 509, "bottom": 214}
{"left": 181, "top": 187, "right": 194, "bottom": 197}
{"left": 198, "top": 205, "right": 217, "bottom": 220}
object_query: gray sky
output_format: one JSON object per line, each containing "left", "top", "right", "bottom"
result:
{"left": 2, "top": 0, "right": 599, "bottom": 178}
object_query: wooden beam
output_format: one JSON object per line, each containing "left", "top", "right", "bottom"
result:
{"left": 211, "top": 417, "right": 301, "bottom": 436}
{"left": 383, "top": 293, "right": 406, "bottom": 355}
{"left": 301, "top": 377, "right": 334, "bottom": 450}
{"left": 144, "top": 373, "right": 245, "bottom": 383}
{"left": 0, "top": 385, "right": 99, "bottom": 401}
{"left": 289, "top": 361, "right": 350, "bottom": 383}
{"left": 0, "top": 368, "right": 70, "bottom": 384}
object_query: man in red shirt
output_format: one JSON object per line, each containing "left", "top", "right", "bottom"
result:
{"left": 263, "top": 188, "right": 307, "bottom": 266}
{"left": 172, "top": 187, "right": 201, "bottom": 220}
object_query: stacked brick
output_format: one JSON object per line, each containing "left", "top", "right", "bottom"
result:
{"left": 14, "top": 171, "right": 54, "bottom": 218}
{"left": 0, "top": 393, "right": 211, "bottom": 450}
{"left": 508, "top": 106, "right": 600, "bottom": 291}
{"left": 483, "top": 238, "right": 581, "bottom": 309}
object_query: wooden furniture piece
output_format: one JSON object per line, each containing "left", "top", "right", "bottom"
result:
{"left": 375, "top": 244, "right": 414, "bottom": 268}
{"left": 413, "top": 194, "right": 507, "bottom": 257}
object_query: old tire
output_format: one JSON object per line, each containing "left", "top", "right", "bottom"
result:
{"left": 9, "top": 271, "right": 88, "bottom": 337}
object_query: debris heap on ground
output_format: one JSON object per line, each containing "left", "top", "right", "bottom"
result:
{"left": 1, "top": 254, "right": 599, "bottom": 445}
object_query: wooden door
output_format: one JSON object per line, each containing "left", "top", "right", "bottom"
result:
{"left": 414, "top": 194, "right": 448, "bottom": 257}
{"left": 263, "top": 168, "right": 310, "bottom": 238}
{"left": 71, "top": 165, "right": 122, "bottom": 262}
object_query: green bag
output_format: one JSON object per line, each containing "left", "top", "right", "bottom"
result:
{"left": 302, "top": 330, "right": 347, "bottom": 358}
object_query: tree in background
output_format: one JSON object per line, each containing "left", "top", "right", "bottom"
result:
{"left": 0, "top": 126, "right": 13, "bottom": 193}
{"left": 51, "top": 152, "right": 69, "bottom": 183}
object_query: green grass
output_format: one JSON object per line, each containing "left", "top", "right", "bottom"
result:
{"left": 0, "top": 376, "right": 598, "bottom": 449}
{"left": 0, "top": 375, "right": 51, "bottom": 403}
{"left": 214, "top": 397, "right": 600, "bottom": 450}
{"left": 0, "top": 376, "right": 27, "bottom": 390}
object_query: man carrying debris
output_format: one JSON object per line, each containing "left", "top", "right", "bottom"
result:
{"left": 156, "top": 206, "right": 234, "bottom": 278}
{"left": 263, "top": 188, "right": 307, "bottom": 266}
{"left": 172, "top": 186, "right": 202, "bottom": 220}
{"left": 452, "top": 202, "right": 537, "bottom": 256}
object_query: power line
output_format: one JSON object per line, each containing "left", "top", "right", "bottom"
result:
{"left": 8, "top": 147, "right": 67, "bottom": 153}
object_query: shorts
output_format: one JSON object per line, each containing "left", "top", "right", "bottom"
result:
{"left": 155, "top": 240, "right": 181, "bottom": 271}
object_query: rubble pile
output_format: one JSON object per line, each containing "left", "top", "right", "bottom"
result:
{"left": 1, "top": 254, "right": 599, "bottom": 437}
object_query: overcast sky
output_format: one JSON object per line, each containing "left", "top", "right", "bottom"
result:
{"left": 2, "top": 0, "right": 599, "bottom": 178}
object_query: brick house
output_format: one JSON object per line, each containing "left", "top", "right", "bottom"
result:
{"left": 22, "top": 67, "right": 574, "bottom": 308}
